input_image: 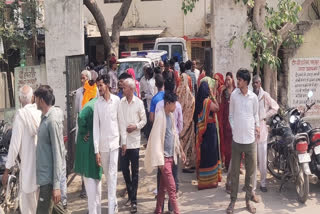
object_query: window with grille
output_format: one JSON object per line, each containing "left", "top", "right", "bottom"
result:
{"left": 191, "top": 47, "right": 205, "bottom": 66}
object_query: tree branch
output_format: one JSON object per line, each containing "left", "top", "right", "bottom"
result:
{"left": 278, "top": 0, "right": 314, "bottom": 41}
{"left": 311, "top": 1, "right": 320, "bottom": 19}
{"left": 84, "top": 0, "right": 112, "bottom": 55}
{"left": 111, "top": 0, "right": 132, "bottom": 42}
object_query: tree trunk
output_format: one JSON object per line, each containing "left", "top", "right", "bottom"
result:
{"left": 111, "top": 41, "right": 119, "bottom": 58}
{"left": 84, "top": 0, "right": 132, "bottom": 59}
{"left": 256, "top": 47, "right": 261, "bottom": 76}
{"left": 263, "top": 45, "right": 279, "bottom": 100}
{"left": 260, "top": 0, "right": 313, "bottom": 100}
{"left": 252, "top": 0, "right": 266, "bottom": 31}
{"left": 263, "top": 64, "right": 277, "bottom": 99}
{"left": 252, "top": 0, "right": 266, "bottom": 77}
{"left": 110, "top": 0, "right": 132, "bottom": 58}
{"left": 84, "top": 0, "right": 112, "bottom": 57}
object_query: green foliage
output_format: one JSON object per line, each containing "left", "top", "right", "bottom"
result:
{"left": 283, "top": 31, "right": 304, "bottom": 47}
{"left": 0, "top": 0, "right": 42, "bottom": 59}
{"left": 265, "top": 0, "right": 301, "bottom": 32}
{"left": 235, "top": 0, "right": 255, "bottom": 8}
{"left": 182, "top": 0, "right": 199, "bottom": 15}
{"left": 243, "top": 28, "right": 281, "bottom": 69}
{"left": 242, "top": 0, "right": 303, "bottom": 69}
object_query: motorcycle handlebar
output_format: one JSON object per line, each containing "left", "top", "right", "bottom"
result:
{"left": 309, "top": 102, "right": 316, "bottom": 109}
{"left": 305, "top": 102, "right": 316, "bottom": 113}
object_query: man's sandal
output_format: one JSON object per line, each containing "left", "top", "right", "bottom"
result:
{"left": 226, "top": 201, "right": 235, "bottom": 214}
{"left": 246, "top": 201, "right": 256, "bottom": 214}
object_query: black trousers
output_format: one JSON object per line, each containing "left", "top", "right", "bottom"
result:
{"left": 36, "top": 184, "right": 65, "bottom": 214}
{"left": 142, "top": 99, "right": 152, "bottom": 139}
{"left": 121, "top": 148, "right": 140, "bottom": 205}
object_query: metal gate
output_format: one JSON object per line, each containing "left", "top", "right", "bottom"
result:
{"left": 65, "top": 55, "right": 85, "bottom": 175}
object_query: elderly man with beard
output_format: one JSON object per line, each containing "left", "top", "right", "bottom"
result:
{"left": 251, "top": 75, "right": 279, "bottom": 196}
{"left": 2, "top": 85, "right": 41, "bottom": 214}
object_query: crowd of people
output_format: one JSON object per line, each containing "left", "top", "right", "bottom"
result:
{"left": 2, "top": 55, "right": 280, "bottom": 214}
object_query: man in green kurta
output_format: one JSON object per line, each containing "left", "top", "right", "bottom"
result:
{"left": 74, "top": 97, "right": 103, "bottom": 213}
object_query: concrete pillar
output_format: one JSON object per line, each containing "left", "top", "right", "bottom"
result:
{"left": 44, "top": 0, "right": 84, "bottom": 113}
{"left": 211, "top": 0, "right": 251, "bottom": 76}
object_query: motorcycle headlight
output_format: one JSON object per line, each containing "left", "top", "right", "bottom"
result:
{"left": 289, "top": 115, "right": 296, "bottom": 124}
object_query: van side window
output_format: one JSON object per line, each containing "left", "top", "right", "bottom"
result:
{"left": 158, "top": 45, "right": 169, "bottom": 55}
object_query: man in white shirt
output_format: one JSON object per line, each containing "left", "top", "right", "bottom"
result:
{"left": 252, "top": 75, "right": 279, "bottom": 194}
{"left": 191, "top": 60, "right": 200, "bottom": 82}
{"left": 140, "top": 67, "right": 156, "bottom": 138}
{"left": 227, "top": 69, "right": 260, "bottom": 214}
{"left": 108, "top": 57, "right": 119, "bottom": 95}
{"left": 2, "top": 85, "right": 41, "bottom": 214}
{"left": 94, "top": 74, "right": 121, "bottom": 214}
{"left": 119, "top": 78, "right": 146, "bottom": 213}
{"left": 140, "top": 67, "right": 156, "bottom": 112}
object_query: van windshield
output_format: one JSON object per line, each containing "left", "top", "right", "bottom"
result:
{"left": 117, "top": 61, "right": 149, "bottom": 81}
{"left": 172, "top": 45, "right": 183, "bottom": 62}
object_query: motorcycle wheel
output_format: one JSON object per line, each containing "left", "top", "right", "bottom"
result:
{"left": 296, "top": 164, "right": 309, "bottom": 204}
{"left": 267, "top": 143, "right": 284, "bottom": 180}
{"left": 4, "top": 170, "right": 20, "bottom": 213}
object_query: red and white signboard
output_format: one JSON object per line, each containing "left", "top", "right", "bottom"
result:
{"left": 289, "top": 58, "right": 320, "bottom": 115}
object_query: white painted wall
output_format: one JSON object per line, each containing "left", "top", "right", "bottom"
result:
{"left": 288, "top": 21, "right": 320, "bottom": 127}
{"left": 83, "top": 0, "right": 210, "bottom": 38}
{"left": 44, "top": 0, "right": 84, "bottom": 114}
{"left": 212, "top": 0, "right": 251, "bottom": 77}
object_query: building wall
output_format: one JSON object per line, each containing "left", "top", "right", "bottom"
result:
{"left": 287, "top": 21, "right": 320, "bottom": 127}
{"left": 293, "top": 22, "right": 320, "bottom": 58}
{"left": 45, "top": 0, "right": 84, "bottom": 114}
{"left": 212, "top": 0, "right": 251, "bottom": 76}
{"left": 83, "top": 0, "right": 210, "bottom": 38}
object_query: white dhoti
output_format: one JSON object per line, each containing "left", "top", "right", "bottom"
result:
{"left": 101, "top": 149, "right": 119, "bottom": 214}
{"left": 84, "top": 177, "right": 102, "bottom": 214}
{"left": 19, "top": 190, "right": 38, "bottom": 214}
{"left": 253, "top": 140, "right": 268, "bottom": 192}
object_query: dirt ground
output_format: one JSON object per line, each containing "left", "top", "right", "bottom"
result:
{"left": 67, "top": 147, "right": 320, "bottom": 214}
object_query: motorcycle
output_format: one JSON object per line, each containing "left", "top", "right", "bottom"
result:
{"left": 267, "top": 109, "right": 311, "bottom": 203}
{"left": 0, "top": 120, "right": 19, "bottom": 213}
{"left": 287, "top": 91, "right": 320, "bottom": 181}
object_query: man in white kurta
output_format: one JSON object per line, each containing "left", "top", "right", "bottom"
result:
{"left": 252, "top": 75, "right": 279, "bottom": 194}
{"left": 2, "top": 85, "right": 41, "bottom": 214}
{"left": 94, "top": 74, "right": 121, "bottom": 214}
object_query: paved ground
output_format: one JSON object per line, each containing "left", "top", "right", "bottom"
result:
{"left": 67, "top": 147, "right": 320, "bottom": 214}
